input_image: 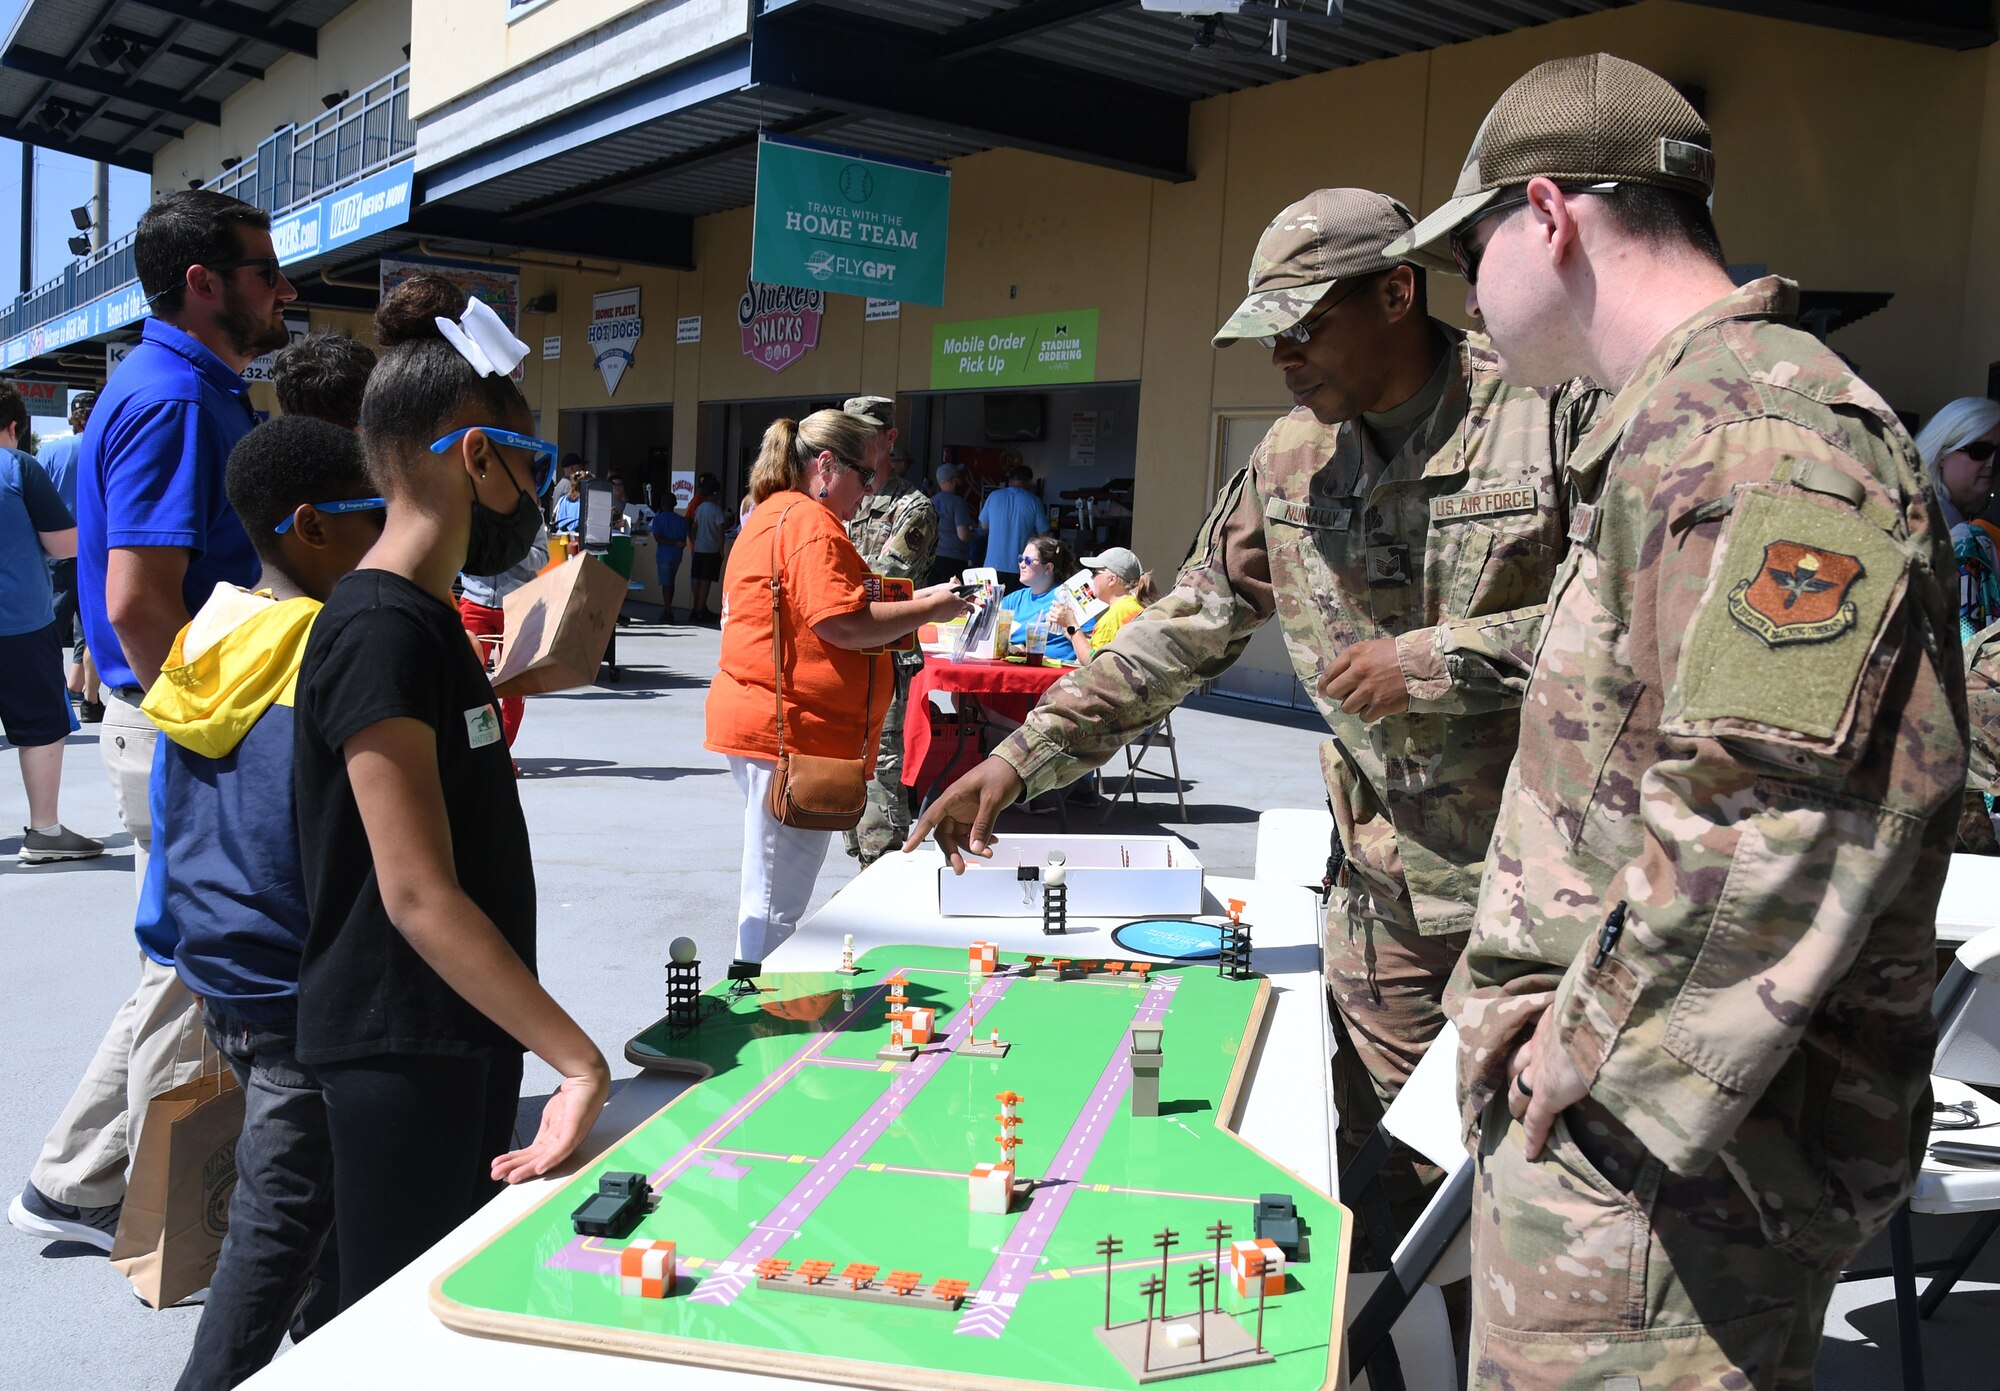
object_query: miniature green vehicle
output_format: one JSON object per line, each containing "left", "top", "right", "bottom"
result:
{"left": 571, "top": 1171, "right": 652, "bottom": 1239}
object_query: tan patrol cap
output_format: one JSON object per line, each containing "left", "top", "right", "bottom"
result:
{"left": 843, "top": 395, "right": 895, "bottom": 428}
{"left": 1212, "top": 189, "right": 1416, "bottom": 347}
{"left": 1389, "top": 53, "right": 1714, "bottom": 274}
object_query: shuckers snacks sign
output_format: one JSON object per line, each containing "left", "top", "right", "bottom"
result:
{"left": 738, "top": 277, "right": 823, "bottom": 374}
{"left": 590, "top": 288, "right": 642, "bottom": 396}
{"left": 751, "top": 135, "right": 950, "bottom": 308}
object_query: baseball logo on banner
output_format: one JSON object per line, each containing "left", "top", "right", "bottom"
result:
{"left": 589, "top": 287, "right": 643, "bottom": 396}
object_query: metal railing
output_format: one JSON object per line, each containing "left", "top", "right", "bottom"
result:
{"left": 0, "top": 65, "right": 413, "bottom": 350}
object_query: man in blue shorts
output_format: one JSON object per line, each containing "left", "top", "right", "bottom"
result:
{"left": 0, "top": 381, "right": 103, "bottom": 864}
{"left": 11, "top": 189, "right": 293, "bottom": 1252}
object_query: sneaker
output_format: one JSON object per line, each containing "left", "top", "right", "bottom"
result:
{"left": 77, "top": 699, "right": 104, "bottom": 724}
{"left": 18, "top": 825, "right": 106, "bottom": 864}
{"left": 8, "top": 1186, "right": 121, "bottom": 1252}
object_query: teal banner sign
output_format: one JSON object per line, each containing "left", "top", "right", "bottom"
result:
{"left": 751, "top": 135, "right": 951, "bottom": 308}
{"left": 931, "top": 310, "right": 1099, "bottom": 389}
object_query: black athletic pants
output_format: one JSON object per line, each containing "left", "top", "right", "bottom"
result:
{"left": 318, "top": 1048, "right": 523, "bottom": 1310}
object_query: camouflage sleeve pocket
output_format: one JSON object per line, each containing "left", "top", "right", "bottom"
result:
{"left": 1666, "top": 488, "right": 1908, "bottom": 751}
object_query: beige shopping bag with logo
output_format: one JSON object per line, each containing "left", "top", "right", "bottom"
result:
{"left": 109, "top": 1063, "right": 243, "bottom": 1308}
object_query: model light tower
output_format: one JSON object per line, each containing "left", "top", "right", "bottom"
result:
{"left": 969, "top": 1090, "right": 1025, "bottom": 1214}
{"left": 1129, "top": 1024, "right": 1164, "bottom": 1118}
{"left": 664, "top": 936, "right": 702, "bottom": 1034}
{"left": 877, "top": 973, "right": 918, "bottom": 1061}
{"left": 1042, "top": 851, "right": 1068, "bottom": 935}
{"left": 1218, "top": 897, "right": 1252, "bottom": 980}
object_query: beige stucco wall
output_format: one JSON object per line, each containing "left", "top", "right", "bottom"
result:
{"left": 148, "top": 0, "right": 412, "bottom": 200}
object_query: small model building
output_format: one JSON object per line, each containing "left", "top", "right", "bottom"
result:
{"left": 573, "top": 1171, "right": 653, "bottom": 1239}
{"left": 1129, "top": 1025, "right": 1164, "bottom": 1118}
{"left": 664, "top": 936, "right": 701, "bottom": 1034}
{"left": 620, "top": 1238, "right": 677, "bottom": 1298}
{"left": 1042, "top": 852, "right": 1069, "bottom": 935}
{"left": 1229, "top": 1238, "right": 1286, "bottom": 1299}
{"left": 837, "top": 934, "right": 857, "bottom": 975}
{"left": 904, "top": 1006, "right": 936, "bottom": 1045}
{"left": 967, "top": 1161, "right": 1015, "bottom": 1214}
{"left": 968, "top": 939, "right": 999, "bottom": 974}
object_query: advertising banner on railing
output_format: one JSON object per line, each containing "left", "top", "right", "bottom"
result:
{"left": 0, "top": 281, "right": 148, "bottom": 371}
{"left": 271, "top": 160, "right": 416, "bottom": 265}
{"left": 751, "top": 135, "right": 950, "bottom": 308}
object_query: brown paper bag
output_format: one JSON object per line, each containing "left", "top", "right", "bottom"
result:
{"left": 110, "top": 1067, "right": 243, "bottom": 1308}
{"left": 490, "top": 553, "right": 628, "bottom": 697}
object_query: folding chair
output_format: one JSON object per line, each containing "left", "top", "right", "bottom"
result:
{"left": 1856, "top": 925, "right": 2000, "bottom": 1391}
{"left": 1100, "top": 712, "right": 1188, "bottom": 820}
{"left": 1341, "top": 1021, "right": 1472, "bottom": 1391}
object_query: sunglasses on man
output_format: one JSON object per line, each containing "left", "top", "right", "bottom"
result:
{"left": 430, "top": 426, "right": 561, "bottom": 498}
{"left": 204, "top": 257, "right": 286, "bottom": 289}
{"left": 1448, "top": 181, "right": 1622, "bottom": 287}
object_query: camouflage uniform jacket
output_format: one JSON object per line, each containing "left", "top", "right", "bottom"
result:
{"left": 1963, "top": 618, "right": 2000, "bottom": 850}
{"left": 1451, "top": 278, "right": 1969, "bottom": 1268}
{"left": 994, "top": 325, "right": 1601, "bottom": 935}
{"left": 847, "top": 475, "right": 938, "bottom": 672}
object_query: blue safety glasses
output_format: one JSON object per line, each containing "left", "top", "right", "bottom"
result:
{"left": 273, "top": 497, "right": 386, "bottom": 534}
{"left": 429, "top": 426, "right": 559, "bottom": 497}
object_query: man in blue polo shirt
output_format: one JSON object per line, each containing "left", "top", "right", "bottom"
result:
{"left": 36, "top": 391, "right": 99, "bottom": 721}
{"left": 10, "top": 190, "right": 296, "bottom": 1253}
{"left": 977, "top": 463, "right": 1050, "bottom": 585}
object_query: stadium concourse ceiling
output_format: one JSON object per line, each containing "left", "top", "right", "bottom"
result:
{"left": 418, "top": 0, "right": 1995, "bottom": 233}
{"left": 0, "top": 0, "right": 362, "bottom": 170}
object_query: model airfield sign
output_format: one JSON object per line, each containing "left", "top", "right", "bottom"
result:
{"left": 431, "top": 945, "right": 1350, "bottom": 1389}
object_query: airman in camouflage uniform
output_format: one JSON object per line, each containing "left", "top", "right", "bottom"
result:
{"left": 1393, "top": 54, "right": 1969, "bottom": 1389}
{"left": 1964, "top": 618, "right": 2000, "bottom": 851}
{"left": 907, "top": 190, "right": 1600, "bottom": 1236}
{"left": 842, "top": 395, "right": 938, "bottom": 865}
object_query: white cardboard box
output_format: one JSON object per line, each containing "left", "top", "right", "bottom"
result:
{"left": 936, "top": 834, "right": 1203, "bottom": 917}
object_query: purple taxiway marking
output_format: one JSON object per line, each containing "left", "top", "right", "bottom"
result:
{"left": 955, "top": 973, "right": 1180, "bottom": 1339}
{"left": 688, "top": 970, "right": 1020, "bottom": 1307}
{"left": 545, "top": 980, "right": 895, "bottom": 1277}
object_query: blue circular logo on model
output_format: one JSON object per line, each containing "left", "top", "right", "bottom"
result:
{"left": 1111, "top": 919, "right": 1225, "bottom": 961}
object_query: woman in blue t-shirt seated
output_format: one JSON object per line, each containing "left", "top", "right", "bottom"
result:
{"left": 1000, "top": 533, "right": 1088, "bottom": 662}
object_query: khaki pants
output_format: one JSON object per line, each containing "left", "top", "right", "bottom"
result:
{"left": 31, "top": 955, "right": 209, "bottom": 1208}
{"left": 1471, "top": 1095, "right": 1837, "bottom": 1391}
{"left": 1325, "top": 890, "right": 1467, "bottom": 1240}
{"left": 844, "top": 666, "right": 910, "bottom": 868}
{"left": 31, "top": 689, "right": 210, "bottom": 1208}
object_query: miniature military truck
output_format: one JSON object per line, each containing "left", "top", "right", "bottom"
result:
{"left": 1254, "top": 1191, "right": 1303, "bottom": 1260}
{"left": 572, "top": 1171, "right": 653, "bottom": 1239}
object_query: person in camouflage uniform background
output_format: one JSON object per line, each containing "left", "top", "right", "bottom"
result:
{"left": 907, "top": 188, "right": 1601, "bottom": 1247}
{"left": 841, "top": 396, "right": 938, "bottom": 866}
{"left": 1393, "top": 53, "right": 1970, "bottom": 1390}
{"left": 1965, "top": 618, "right": 2000, "bottom": 851}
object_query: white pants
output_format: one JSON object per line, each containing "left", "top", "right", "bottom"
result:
{"left": 729, "top": 755, "right": 834, "bottom": 964}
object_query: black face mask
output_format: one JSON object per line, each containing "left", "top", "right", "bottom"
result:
{"left": 464, "top": 467, "right": 542, "bottom": 577}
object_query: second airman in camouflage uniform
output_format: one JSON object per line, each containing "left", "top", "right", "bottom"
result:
{"left": 908, "top": 190, "right": 1601, "bottom": 1240}
{"left": 1395, "top": 54, "right": 1969, "bottom": 1389}
{"left": 842, "top": 395, "right": 938, "bottom": 866}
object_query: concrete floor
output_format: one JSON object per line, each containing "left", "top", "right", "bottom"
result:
{"left": 0, "top": 616, "right": 1992, "bottom": 1390}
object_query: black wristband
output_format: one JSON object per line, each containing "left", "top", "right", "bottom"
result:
{"left": 1064, "top": 625, "right": 1078, "bottom": 636}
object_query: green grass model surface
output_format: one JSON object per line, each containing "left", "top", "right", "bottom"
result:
{"left": 432, "top": 946, "right": 1350, "bottom": 1389}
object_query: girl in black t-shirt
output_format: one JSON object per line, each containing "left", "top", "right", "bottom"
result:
{"left": 292, "top": 276, "right": 610, "bottom": 1309}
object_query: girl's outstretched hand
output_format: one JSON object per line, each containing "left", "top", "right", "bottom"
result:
{"left": 492, "top": 1061, "right": 612, "bottom": 1183}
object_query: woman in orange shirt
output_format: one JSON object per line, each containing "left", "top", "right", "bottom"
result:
{"left": 705, "top": 410, "right": 969, "bottom": 968}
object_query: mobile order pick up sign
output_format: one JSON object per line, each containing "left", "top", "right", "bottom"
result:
{"left": 751, "top": 135, "right": 950, "bottom": 308}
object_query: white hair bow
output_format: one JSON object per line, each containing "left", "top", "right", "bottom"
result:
{"left": 434, "top": 295, "right": 529, "bottom": 378}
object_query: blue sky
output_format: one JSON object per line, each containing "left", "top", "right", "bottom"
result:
{"left": 0, "top": 0, "right": 156, "bottom": 428}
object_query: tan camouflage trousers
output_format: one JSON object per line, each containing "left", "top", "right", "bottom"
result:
{"left": 1472, "top": 1094, "right": 1838, "bottom": 1391}
{"left": 1325, "top": 891, "right": 1468, "bottom": 1248}
{"left": 844, "top": 670, "right": 910, "bottom": 867}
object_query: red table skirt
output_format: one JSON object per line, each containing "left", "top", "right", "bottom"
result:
{"left": 902, "top": 654, "right": 1074, "bottom": 789}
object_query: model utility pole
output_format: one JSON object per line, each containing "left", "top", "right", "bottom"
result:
{"left": 1152, "top": 1227, "right": 1178, "bottom": 1320}
{"left": 1188, "top": 1265, "right": 1215, "bottom": 1362}
{"left": 1205, "top": 1221, "right": 1232, "bottom": 1311}
{"left": 1096, "top": 1234, "right": 1123, "bottom": 1329}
